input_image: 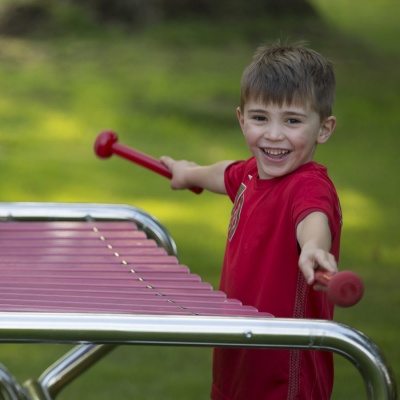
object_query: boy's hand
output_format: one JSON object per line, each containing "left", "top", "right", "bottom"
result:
{"left": 298, "top": 245, "right": 338, "bottom": 288}
{"left": 160, "top": 157, "right": 232, "bottom": 195}
{"left": 160, "top": 156, "right": 199, "bottom": 190}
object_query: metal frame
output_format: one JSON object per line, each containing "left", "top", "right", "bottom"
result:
{"left": 0, "top": 202, "right": 397, "bottom": 400}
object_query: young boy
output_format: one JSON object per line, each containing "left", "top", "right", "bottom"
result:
{"left": 161, "top": 40, "right": 342, "bottom": 400}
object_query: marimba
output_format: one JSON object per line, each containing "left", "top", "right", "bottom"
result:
{"left": 0, "top": 202, "right": 396, "bottom": 400}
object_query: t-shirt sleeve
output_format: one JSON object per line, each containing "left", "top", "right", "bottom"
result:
{"left": 224, "top": 160, "right": 247, "bottom": 202}
{"left": 291, "top": 177, "right": 341, "bottom": 239}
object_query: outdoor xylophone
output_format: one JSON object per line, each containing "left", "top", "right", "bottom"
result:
{"left": 0, "top": 202, "right": 397, "bottom": 400}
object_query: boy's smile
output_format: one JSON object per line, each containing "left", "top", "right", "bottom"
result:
{"left": 237, "top": 101, "right": 336, "bottom": 179}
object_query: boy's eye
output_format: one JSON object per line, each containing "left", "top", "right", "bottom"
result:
{"left": 287, "top": 118, "right": 301, "bottom": 124}
{"left": 253, "top": 115, "right": 267, "bottom": 121}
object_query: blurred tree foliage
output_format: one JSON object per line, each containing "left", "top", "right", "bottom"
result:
{"left": 0, "top": 0, "right": 317, "bottom": 36}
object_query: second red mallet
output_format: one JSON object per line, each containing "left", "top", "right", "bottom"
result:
{"left": 94, "top": 130, "right": 203, "bottom": 194}
{"left": 314, "top": 270, "right": 364, "bottom": 307}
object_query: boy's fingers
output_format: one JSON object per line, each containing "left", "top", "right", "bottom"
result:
{"left": 299, "top": 260, "right": 316, "bottom": 285}
{"left": 160, "top": 156, "right": 172, "bottom": 167}
{"left": 313, "top": 284, "right": 327, "bottom": 291}
{"left": 299, "top": 251, "right": 338, "bottom": 285}
{"left": 314, "top": 252, "right": 337, "bottom": 274}
{"left": 159, "top": 156, "right": 166, "bottom": 165}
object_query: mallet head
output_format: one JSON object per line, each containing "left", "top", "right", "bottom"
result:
{"left": 94, "top": 130, "right": 118, "bottom": 158}
{"left": 327, "top": 271, "right": 364, "bottom": 307}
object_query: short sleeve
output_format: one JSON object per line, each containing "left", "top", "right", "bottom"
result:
{"left": 224, "top": 158, "right": 257, "bottom": 202}
{"left": 291, "top": 176, "right": 341, "bottom": 239}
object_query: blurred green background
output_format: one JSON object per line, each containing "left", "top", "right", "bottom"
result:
{"left": 0, "top": 0, "right": 398, "bottom": 398}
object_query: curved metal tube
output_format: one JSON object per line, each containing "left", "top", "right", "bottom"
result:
{"left": 0, "top": 312, "right": 396, "bottom": 400}
{"left": 0, "top": 364, "right": 28, "bottom": 400}
{"left": 34, "top": 344, "right": 115, "bottom": 399}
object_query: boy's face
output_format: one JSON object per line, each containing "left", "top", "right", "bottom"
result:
{"left": 237, "top": 100, "right": 336, "bottom": 179}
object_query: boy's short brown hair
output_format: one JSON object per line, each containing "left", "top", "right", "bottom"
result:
{"left": 240, "top": 40, "right": 336, "bottom": 120}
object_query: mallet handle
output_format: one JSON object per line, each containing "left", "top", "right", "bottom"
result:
{"left": 314, "top": 270, "right": 335, "bottom": 286}
{"left": 95, "top": 131, "right": 203, "bottom": 194}
{"left": 112, "top": 142, "right": 173, "bottom": 179}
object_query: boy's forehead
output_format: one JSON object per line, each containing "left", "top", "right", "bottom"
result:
{"left": 244, "top": 98, "right": 313, "bottom": 113}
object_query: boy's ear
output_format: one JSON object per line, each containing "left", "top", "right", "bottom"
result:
{"left": 317, "top": 116, "right": 336, "bottom": 144}
{"left": 236, "top": 106, "right": 245, "bottom": 132}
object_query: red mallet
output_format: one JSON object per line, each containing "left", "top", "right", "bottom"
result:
{"left": 94, "top": 131, "right": 203, "bottom": 194}
{"left": 314, "top": 270, "right": 364, "bottom": 307}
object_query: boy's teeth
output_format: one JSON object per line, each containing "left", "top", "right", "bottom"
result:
{"left": 264, "top": 149, "right": 289, "bottom": 155}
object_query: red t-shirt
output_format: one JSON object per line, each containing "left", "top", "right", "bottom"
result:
{"left": 211, "top": 158, "right": 342, "bottom": 400}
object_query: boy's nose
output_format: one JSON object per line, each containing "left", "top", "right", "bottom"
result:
{"left": 263, "top": 124, "right": 284, "bottom": 141}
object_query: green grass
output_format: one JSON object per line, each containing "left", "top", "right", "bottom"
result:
{"left": 0, "top": 3, "right": 399, "bottom": 399}
{"left": 310, "top": 0, "right": 400, "bottom": 53}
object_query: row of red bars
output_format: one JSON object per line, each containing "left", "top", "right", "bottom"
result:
{"left": 0, "top": 221, "right": 272, "bottom": 318}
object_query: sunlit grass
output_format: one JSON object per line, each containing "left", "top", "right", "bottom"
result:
{"left": 340, "top": 189, "right": 383, "bottom": 230}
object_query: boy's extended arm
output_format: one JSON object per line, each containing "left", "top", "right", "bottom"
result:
{"left": 296, "top": 211, "right": 338, "bottom": 285}
{"left": 160, "top": 156, "right": 234, "bottom": 195}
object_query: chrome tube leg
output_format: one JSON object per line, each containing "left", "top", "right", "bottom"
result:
{"left": 0, "top": 364, "right": 28, "bottom": 400}
{"left": 23, "top": 345, "right": 116, "bottom": 400}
